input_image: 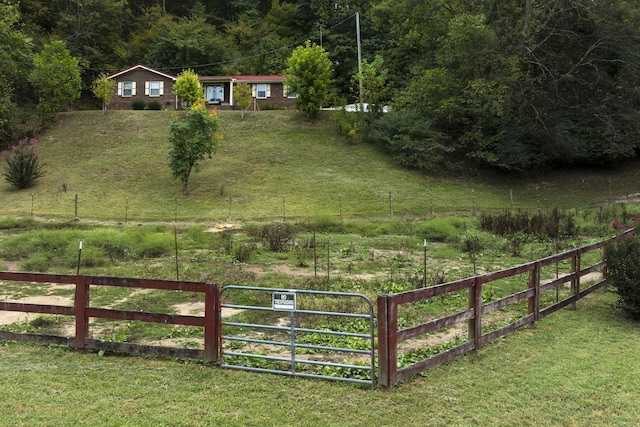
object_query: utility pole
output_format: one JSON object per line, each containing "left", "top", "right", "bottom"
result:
{"left": 356, "top": 12, "right": 364, "bottom": 111}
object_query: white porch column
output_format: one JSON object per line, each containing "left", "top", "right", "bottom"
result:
{"left": 229, "top": 78, "right": 235, "bottom": 106}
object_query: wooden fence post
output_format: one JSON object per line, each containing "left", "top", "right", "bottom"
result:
{"left": 203, "top": 283, "right": 219, "bottom": 363}
{"left": 570, "top": 252, "right": 581, "bottom": 309}
{"left": 377, "top": 295, "right": 396, "bottom": 388}
{"left": 74, "top": 275, "right": 90, "bottom": 349}
{"left": 528, "top": 262, "right": 541, "bottom": 322}
{"left": 468, "top": 276, "right": 483, "bottom": 350}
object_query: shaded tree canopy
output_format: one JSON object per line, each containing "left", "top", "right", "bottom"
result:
{"left": 4, "top": 0, "right": 639, "bottom": 172}
{"left": 29, "top": 40, "right": 82, "bottom": 120}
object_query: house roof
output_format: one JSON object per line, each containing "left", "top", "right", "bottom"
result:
{"left": 199, "top": 75, "right": 285, "bottom": 84}
{"left": 108, "top": 64, "right": 285, "bottom": 84}
{"left": 234, "top": 76, "right": 285, "bottom": 83}
{"left": 108, "top": 64, "right": 177, "bottom": 81}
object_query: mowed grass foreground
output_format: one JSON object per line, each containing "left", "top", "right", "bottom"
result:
{"left": 1, "top": 290, "right": 639, "bottom": 426}
{"left": 2, "top": 110, "right": 640, "bottom": 221}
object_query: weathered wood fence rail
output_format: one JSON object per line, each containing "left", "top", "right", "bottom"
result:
{"left": 0, "top": 273, "right": 220, "bottom": 362}
{"left": 376, "top": 229, "right": 634, "bottom": 388}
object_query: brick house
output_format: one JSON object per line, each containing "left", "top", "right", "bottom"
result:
{"left": 108, "top": 64, "right": 178, "bottom": 110}
{"left": 108, "top": 64, "right": 296, "bottom": 110}
{"left": 199, "top": 75, "right": 296, "bottom": 110}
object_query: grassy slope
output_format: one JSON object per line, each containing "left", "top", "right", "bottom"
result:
{"left": 0, "top": 291, "right": 639, "bottom": 426}
{"left": 3, "top": 110, "right": 640, "bottom": 222}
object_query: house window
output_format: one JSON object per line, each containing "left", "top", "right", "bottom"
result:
{"left": 146, "top": 81, "right": 163, "bottom": 97}
{"left": 256, "top": 84, "right": 268, "bottom": 99}
{"left": 284, "top": 84, "right": 297, "bottom": 99}
{"left": 119, "top": 81, "right": 136, "bottom": 97}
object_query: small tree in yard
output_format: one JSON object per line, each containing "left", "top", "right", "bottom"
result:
{"left": 92, "top": 75, "right": 116, "bottom": 113}
{"left": 234, "top": 82, "right": 252, "bottom": 119}
{"left": 285, "top": 41, "right": 333, "bottom": 118}
{"left": 173, "top": 69, "right": 204, "bottom": 108}
{"left": 1, "top": 138, "right": 45, "bottom": 189}
{"left": 168, "top": 104, "right": 221, "bottom": 195}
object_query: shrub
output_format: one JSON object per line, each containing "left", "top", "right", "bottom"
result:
{"left": 479, "top": 209, "right": 578, "bottom": 240}
{"left": 259, "top": 104, "right": 285, "bottom": 110}
{"left": 0, "top": 216, "right": 37, "bottom": 230}
{"left": 250, "top": 222, "right": 299, "bottom": 252}
{"left": 1, "top": 138, "right": 45, "bottom": 189}
{"left": 85, "top": 228, "right": 133, "bottom": 261}
{"left": 605, "top": 235, "right": 640, "bottom": 319}
{"left": 414, "top": 217, "right": 466, "bottom": 243}
{"left": 369, "top": 110, "right": 453, "bottom": 172}
{"left": 132, "top": 100, "right": 146, "bottom": 110}
{"left": 307, "top": 214, "right": 343, "bottom": 233}
{"left": 333, "top": 108, "right": 362, "bottom": 144}
{"left": 233, "top": 243, "right": 256, "bottom": 263}
{"left": 136, "top": 233, "right": 173, "bottom": 257}
{"left": 65, "top": 243, "right": 108, "bottom": 269}
{"left": 147, "top": 100, "right": 162, "bottom": 110}
{"left": 21, "top": 253, "right": 52, "bottom": 272}
{"left": 0, "top": 229, "right": 81, "bottom": 260}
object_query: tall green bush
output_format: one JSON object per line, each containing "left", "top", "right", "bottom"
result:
{"left": 605, "top": 235, "right": 640, "bottom": 319}
{"left": 369, "top": 110, "right": 453, "bottom": 172}
{"left": 1, "top": 138, "right": 45, "bottom": 189}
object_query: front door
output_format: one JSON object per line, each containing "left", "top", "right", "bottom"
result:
{"left": 206, "top": 86, "right": 224, "bottom": 104}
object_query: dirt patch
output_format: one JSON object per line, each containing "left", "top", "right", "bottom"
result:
{"left": 205, "top": 223, "right": 241, "bottom": 233}
{"left": 0, "top": 295, "right": 74, "bottom": 326}
{"left": 1, "top": 261, "right": 20, "bottom": 271}
{"left": 172, "top": 301, "right": 243, "bottom": 318}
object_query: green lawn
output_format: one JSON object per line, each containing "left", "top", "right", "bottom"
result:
{"left": 0, "top": 290, "right": 638, "bottom": 426}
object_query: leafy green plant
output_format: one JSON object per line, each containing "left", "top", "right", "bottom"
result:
{"left": 605, "top": 235, "right": 640, "bottom": 319}
{"left": 21, "top": 252, "right": 52, "bottom": 272}
{"left": 233, "top": 243, "right": 256, "bottom": 263}
{"left": 0, "top": 318, "right": 38, "bottom": 334}
{"left": 397, "top": 336, "right": 467, "bottom": 369}
{"left": 333, "top": 107, "right": 362, "bottom": 144}
{"left": 254, "top": 222, "right": 299, "bottom": 252}
{"left": 259, "top": 104, "right": 285, "bottom": 111}
{"left": 479, "top": 209, "right": 579, "bottom": 240}
{"left": 136, "top": 233, "right": 173, "bottom": 258}
{"left": 369, "top": 110, "right": 453, "bottom": 172}
{"left": 294, "top": 245, "right": 313, "bottom": 267}
{"left": 147, "top": 101, "right": 162, "bottom": 110}
{"left": 379, "top": 281, "right": 412, "bottom": 294}
{"left": 316, "top": 360, "right": 372, "bottom": 380}
{"left": 414, "top": 217, "right": 466, "bottom": 242}
{"left": 1, "top": 138, "right": 45, "bottom": 189}
{"left": 132, "top": 100, "right": 146, "bottom": 110}
{"left": 223, "top": 353, "right": 279, "bottom": 370}
{"left": 0, "top": 216, "right": 37, "bottom": 230}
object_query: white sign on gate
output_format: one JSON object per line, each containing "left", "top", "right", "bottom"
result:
{"left": 272, "top": 291, "right": 296, "bottom": 311}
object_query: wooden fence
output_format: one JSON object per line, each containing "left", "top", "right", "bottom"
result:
{"left": 0, "top": 272, "right": 220, "bottom": 362}
{"left": 0, "top": 230, "right": 633, "bottom": 388}
{"left": 376, "top": 229, "right": 634, "bottom": 388}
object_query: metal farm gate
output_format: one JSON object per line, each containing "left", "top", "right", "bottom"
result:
{"left": 219, "top": 286, "right": 376, "bottom": 387}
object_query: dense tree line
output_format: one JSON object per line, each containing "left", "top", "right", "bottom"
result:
{"left": 2, "top": 0, "right": 640, "bottom": 172}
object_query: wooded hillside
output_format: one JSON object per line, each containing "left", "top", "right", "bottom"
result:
{"left": 3, "top": 0, "right": 640, "bottom": 171}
